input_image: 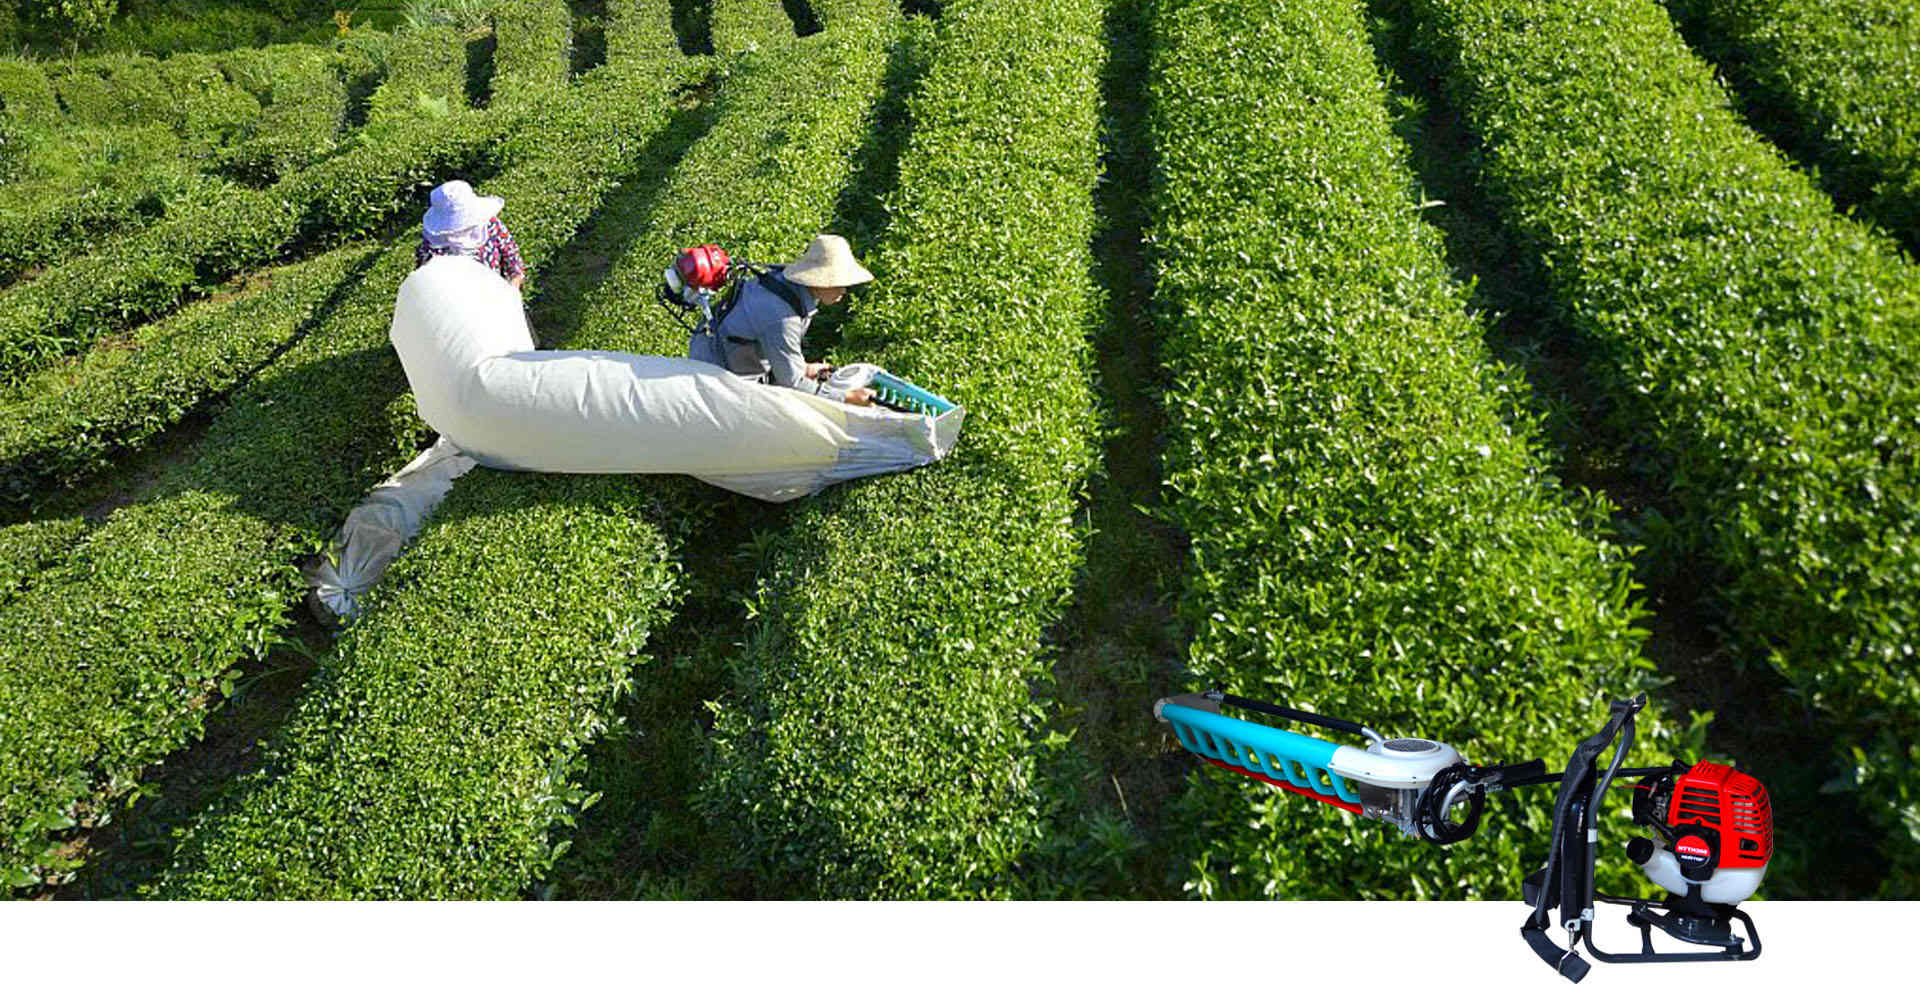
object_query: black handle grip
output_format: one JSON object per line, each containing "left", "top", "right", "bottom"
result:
{"left": 1492, "top": 758, "right": 1548, "bottom": 783}
{"left": 1521, "top": 925, "right": 1590, "bottom": 983}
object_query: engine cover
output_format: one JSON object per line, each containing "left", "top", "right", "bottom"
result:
{"left": 674, "top": 244, "right": 732, "bottom": 292}
{"left": 1637, "top": 839, "right": 1768, "bottom": 905}
{"left": 1634, "top": 761, "right": 1772, "bottom": 905}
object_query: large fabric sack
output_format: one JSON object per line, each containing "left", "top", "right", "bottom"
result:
{"left": 389, "top": 255, "right": 961, "bottom": 500}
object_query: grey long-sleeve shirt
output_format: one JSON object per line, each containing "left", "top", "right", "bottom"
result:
{"left": 689, "top": 277, "right": 846, "bottom": 401}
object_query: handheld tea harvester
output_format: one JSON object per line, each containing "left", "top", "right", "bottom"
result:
{"left": 657, "top": 245, "right": 959, "bottom": 418}
{"left": 1154, "top": 692, "right": 1770, "bottom": 982}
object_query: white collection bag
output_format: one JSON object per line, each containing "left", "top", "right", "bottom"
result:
{"left": 307, "top": 255, "right": 964, "bottom": 619}
{"left": 304, "top": 436, "right": 475, "bottom": 622}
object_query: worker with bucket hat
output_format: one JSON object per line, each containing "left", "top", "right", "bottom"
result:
{"left": 415, "top": 179, "right": 528, "bottom": 290}
{"left": 691, "top": 234, "right": 877, "bottom": 406}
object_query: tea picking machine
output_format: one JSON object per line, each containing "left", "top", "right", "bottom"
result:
{"left": 1154, "top": 691, "right": 1771, "bottom": 982}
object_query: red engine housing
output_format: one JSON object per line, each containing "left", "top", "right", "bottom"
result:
{"left": 674, "top": 244, "right": 732, "bottom": 291}
{"left": 1668, "top": 761, "right": 1772, "bottom": 870}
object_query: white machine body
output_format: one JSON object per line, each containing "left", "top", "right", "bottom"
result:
{"left": 1639, "top": 839, "right": 1769, "bottom": 905}
{"left": 1329, "top": 738, "right": 1463, "bottom": 788}
{"left": 1329, "top": 737, "right": 1464, "bottom": 837}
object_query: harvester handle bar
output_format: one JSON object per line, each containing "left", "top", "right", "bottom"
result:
{"left": 1495, "top": 764, "right": 1670, "bottom": 790}
{"left": 1215, "top": 692, "right": 1370, "bottom": 739}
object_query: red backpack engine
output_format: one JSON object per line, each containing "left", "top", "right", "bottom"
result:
{"left": 656, "top": 244, "right": 791, "bottom": 332}
{"left": 1629, "top": 761, "right": 1773, "bottom": 906}
{"left": 656, "top": 244, "right": 746, "bottom": 335}
{"left": 670, "top": 244, "right": 732, "bottom": 295}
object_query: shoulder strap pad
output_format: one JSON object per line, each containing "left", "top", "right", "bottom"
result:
{"left": 712, "top": 265, "right": 811, "bottom": 338}
{"left": 760, "top": 269, "right": 811, "bottom": 317}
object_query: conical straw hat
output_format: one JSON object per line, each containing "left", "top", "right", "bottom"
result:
{"left": 783, "top": 234, "right": 873, "bottom": 287}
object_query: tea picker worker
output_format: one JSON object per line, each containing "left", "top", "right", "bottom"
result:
{"left": 415, "top": 180, "right": 527, "bottom": 290}
{"left": 692, "top": 234, "right": 877, "bottom": 406}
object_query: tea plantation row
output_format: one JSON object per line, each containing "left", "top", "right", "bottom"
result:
{"left": 1662, "top": 0, "right": 1920, "bottom": 249}
{"left": 0, "top": 13, "right": 540, "bottom": 386}
{"left": 698, "top": 0, "right": 1106, "bottom": 897}
{"left": 0, "top": 2, "right": 583, "bottom": 510}
{"left": 0, "top": 43, "right": 365, "bottom": 285}
{"left": 154, "top": 0, "right": 902, "bottom": 899}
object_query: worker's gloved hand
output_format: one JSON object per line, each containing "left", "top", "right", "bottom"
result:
{"left": 805, "top": 361, "right": 835, "bottom": 380}
{"left": 845, "top": 387, "right": 875, "bottom": 407}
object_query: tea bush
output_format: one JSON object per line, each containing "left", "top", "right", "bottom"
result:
{"left": 0, "top": 45, "right": 267, "bottom": 286}
{"left": 1149, "top": 0, "right": 1677, "bottom": 900}
{"left": 0, "top": 115, "right": 23, "bottom": 183}
{"left": 0, "top": 243, "right": 381, "bottom": 509}
{"left": 156, "top": 51, "right": 265, "bottom": 160}
{"left": 216, "top": 44, "right": 359, "bottom": 183}
{"left": 364, "top": 25, "right": 469, "bottom": 128}
{"left": 607, "top": 0, "right": 686, "bottom": 66}
{"left": 0, "top": 58, "right": 59, "bottom": 124}
{"left": 489, "top": 0, "right": 573, "bottom": 104}
{"left": 0, "top": 108, "right": 509, "bottom": 385}
{"left": 0, "top": 516, "right": 87, "bottom": 607}
{"left": 711, "top": 0, "right": 795, "bottom": 54}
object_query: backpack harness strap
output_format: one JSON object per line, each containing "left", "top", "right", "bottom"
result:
{"left": 719, "top": 268, "right": 811, "bottom": 346}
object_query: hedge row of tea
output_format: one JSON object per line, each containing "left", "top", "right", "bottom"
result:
{"left": 698, "top": 0, "right": 1104, "bottom": 898}
{"left": 1403, "top": 0, "right": 1920, "bottom": 893}
{"left": 217, "top": 43, "right": 374, "bottom": 184}
{"left": 0, "top": 243, "right": 382, "bottom": 511}
{"left": 0, "top": 29, "right": 687, "bottom": 892}
{"left": 1147, "top": 0, "right": 1674, "bottom": 900}
{"left": 0, "top": 5, "right": 605, "bottom": 505}
{"left": 1664, "top": 0, "right": 1920, "bottom": 249}
{"left": 0, "top": 66, "right": 249, "bottom": 284}
{"left": 0, "top": 171, "right": 202, "bottom": 290}
{"left": 2, "top": 0, "right": 342, "bottom": 56}
{"left": 149, "top": 472, "right": 684, "bottom": 899}
{"left": 0, "top": 19, "right": 522, "bottom": 382}
{"left": 0, "top": 246, "right": 428, "bottom": 891}
{"left": 35, "top": 51, "right": 260, "bottom": 141}
{"left": 0, "top": 516, "right": 86, "bottom": 608}
{"left": 364, "top": 26, "right": 469, "bottom": 129}
{"left": 712, "top": 0, "right": 800, "bottom": 55}
{"left": 153, "top": 5, "right": 897, "bottom": 899}
{"left": 608, "top": 0, "right": 686, "bottom": 65}
{"left": 490, "top": 0, "right": 575, "bottom": 105}
{"left": 0, "top": 41, "right": 380, "bottom": 279}
{"left": 0, "top": 106, "right": 507, "bottom": 386}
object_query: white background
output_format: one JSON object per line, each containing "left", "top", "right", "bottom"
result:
{"left": 2, "top": 900, "right": 1904, "bottom": 997}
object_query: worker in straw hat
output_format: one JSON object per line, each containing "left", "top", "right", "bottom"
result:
{"left": 691, "top": 234, "right": 877, "bottom": 405}
{"left": 415, "top": 179, "right": 527, "bottom": 290}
